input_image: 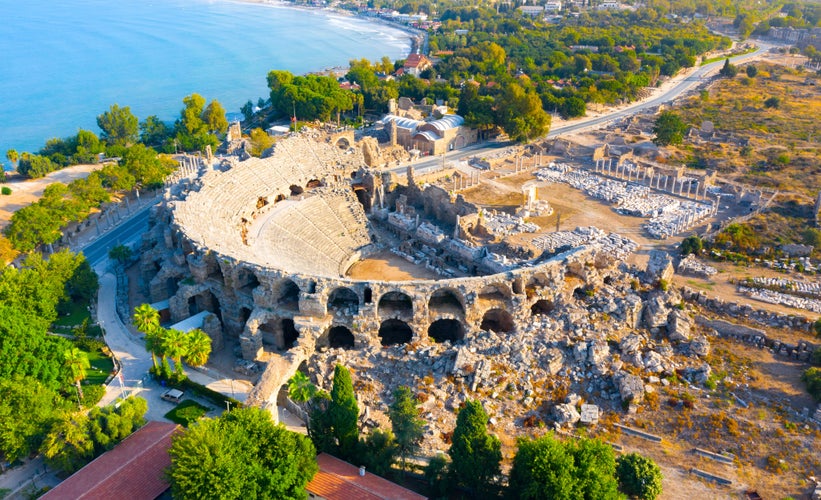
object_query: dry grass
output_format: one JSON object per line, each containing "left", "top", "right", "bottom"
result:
{"left": 671, "top": 64, "right": 821, "bottom": 197}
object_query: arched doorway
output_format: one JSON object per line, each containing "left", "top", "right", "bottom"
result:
{"left": 428, "top": 288, "right": 465, "bottom": 317}
{"left": 328, "top": 326, "right": 355, "bottom": 349}
{"left": 277, "top": 280, "right": 300, "bottom": 311}
{"left": 428, "top": 319, "right": 465, "bottom": 344}
{"left": 477, "top": 283, "right": 512, "bottom": 303}
{"left": 378, "top": 291, "right": 413, "bottom": 318}
{"left": 531, "top": 299, "right": 555, "bottom": 316}
{"left": 282, "top": 319, "right": 299, "bottom": 349}
{"left": 379, "top": 319, "right": 413, "bottom": 346}
{"left": 480, "top": 309, "right": 515, "bottom": 333}
{"left": 187, "top": 290, "right": 222, "bottom": 321}
{"left": 328, "top": 287, "right": 359, "bottom": 315}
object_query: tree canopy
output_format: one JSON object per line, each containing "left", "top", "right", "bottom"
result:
{"left": 168, "top": 407, "right": 318, "bottom": 500}
{"left": 97, "top": 104, "right": 139, "bottom": 147}
{"left": 615, "top": 453, "right": 663, "bottom": 500}
{"left": 449, "top": 400, "right": 501, "bottom": 496}
{"left": 389, "top": 386, "right": 424, "bottom": 475}
{"left": 652, "top": 111, "right": 688, "bottom": 146}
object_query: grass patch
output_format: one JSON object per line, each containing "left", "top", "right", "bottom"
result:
{"left": 685, "top": 279, "right": 715, "bottom": 291}
{"left": 84, "top": 347, "right": 114, "bottom": 385}
{"left": 164, "top": 400, "right": 211, "bottom": 427}
{"left": 52, "top": 300, "right": 92, "bottom": 327}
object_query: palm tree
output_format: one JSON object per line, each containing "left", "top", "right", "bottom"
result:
{"left": 288, "top": 371, "right": 319, "bottom": 403}
{"left": 162, "top": 328, "right": 188, "bottom": 378}
{"left": 5, "top": 149, "right": 18, "bottom": 170}
{"left": 184, "top": 329, "right": 212, "bottom": 367}
{"left": 64, "top": 347, "right": 90, "bottom": 402}
{"left": 132, "top": 303, "right": 160, "bottom": 333}
{"left": 133, "top": 303, "right": 160, "bottom": 369}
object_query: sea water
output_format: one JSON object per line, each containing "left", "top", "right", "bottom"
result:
{"left": 0, "top": 0, "right": 410, "bottom": 160}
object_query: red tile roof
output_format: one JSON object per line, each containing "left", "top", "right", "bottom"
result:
{"left": 306, "top": 453, "right": 427, "bottom": 500}
{"left": 404, "top": 53, "right": 431, "bottom": 69}
{"left": 42, "top": 421, "right": 179, "bottom": 500}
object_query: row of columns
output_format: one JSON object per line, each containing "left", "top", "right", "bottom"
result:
{"left": 593, "top": 158, "right": 712, "bottom": 201}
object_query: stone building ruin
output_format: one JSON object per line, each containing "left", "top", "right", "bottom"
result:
{"left": 140, "top": 131, "right": 635, "bottom": 406}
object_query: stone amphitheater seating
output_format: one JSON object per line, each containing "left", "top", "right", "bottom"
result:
{"left": 174, "top": 134, "right": 371, "bottom": 277}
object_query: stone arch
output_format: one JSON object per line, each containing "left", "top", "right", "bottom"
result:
{"left": 364, "top": 287, "right": 373, "bottom": 304}
{"left": 526, "top": 273, "right": 550, "bottom": 296}
{"left": 306, "top": 179, "right": 322, "bottom": 189}
{"left": 289, "top": 184, "right": 304, "bottom": 196}
{"left": 477, "top": 282, "right": 512, "bottom": 303}
{"left": 282, "top": 318, "right": 299, "bottom": 349}
{"left": 379, "top": 319, "right": 413, "bottom": 346}
{"left": 188, "top": 289, "right": 222, "bottom": 322}
{"left": 328, "top": 287, "right": 359, "bottom": 315}
{"left": 236, "top": 267, "right": 260, "bottom": 295}
{"left": 428, "top": 319, "right": 465, "bottom": 344}
{"left": 531, "top": 299, "right": 555, "bottom": 316}
{"left": 428, "top": 287, "right": 465, "bottom": 317}
{"left": 328, "top": 325, "right": 355, "bottom": 349}
{"left": 480, "top": 308, "right": 515, "bottom": 333}
{"left": 378, "top": 290, "right": 413, "bottom": 318}
{"left": 258, "top": 317, "right": 300, "bottom": 350}
{"left": 207, "top": 257, "right": 224, "bottom": 285}
{"left": 352, "top": 184, "right": 372, "bottom": 212}
{"left": 277, "top": 279, "right": 300, "bottom": 311}
{"left": 336, "top": 137, "right": 351, "bottom": 149}
{"left": 237, "top": 306, "right": 252, "bottom": 336}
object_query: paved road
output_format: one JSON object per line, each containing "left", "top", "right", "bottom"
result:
{"left": 391, "top": 42, "right": 772, "bottom": 176}
{"left": 81, "top": 202, "right": 154, "bottom": 264}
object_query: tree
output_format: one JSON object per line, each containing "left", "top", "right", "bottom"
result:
{"left": 652, "top": 111, "right": 687, "bottom": 146}
{"left": 569, "top": 438, "right": 622, "bottom": 499}
{"left": 329, "top": 364, "right": 359, "bottom": 460}
{"left": 764, "top": 96, "right": 781, "bottom": 109}
{"left": 802, "top": 367, "right": 821, "bottom": 401}
{"left": 241, "top": 100, "right": 254, "bottom": 123}
{"left": 109, "top": 244, "right": 133, "bottom": 263}
{"left": 168, "top": 407, "right": 317, "bottom": 500}
{"left": 121, "top": 143, "right": 173, "bottom": 188}
{"left": 41, "top": 414, "right": 94, "bottom": 473}
{"left": 0, "top": 379, "right": 64, "bottom": 462}
{"left": 509, "top": 434, "right": 580, "bottom": 500}
{"left": 389, "top": 386, "right": 424, "bottom": 476}
{"left": 358, "top": 429, "right": 398, "bottom": 477}
{"left": 719, "top": 58, "right": 738, "bottom": 78}
{"left": 184, "top": 328, "right": 212, "bottom": 367}
{"left": 203, "top": 99, "right": 229, "bottom": 135}
{"left": 248, "top": 128, "right": 275, "bottom": 157}
{"left": 162, "top": 328, "right": 188, "bottom": 379}
{"left": 616, "top": 453, "right": 663, "bottom": 500}
{"left": 496, "top": 82, "right": 551, "bottom": 142}
{"left": 97, "top": 104, "right": 139, "bottom": 147}
{"left": 64, "top": 347, "right": 90, "bottom": 402}
{"left": 288, "top": 370, "right": 320, "bottom": 403}
{"left": 133, "top": 303, "right": 160, "bottom": 333}
{"left": 139, "top": 115, "right": 172, "bottom": 149}
{"left": 745, "top": 64, "right": 758, "bottom": 78}
{"left": 6, "top": 149, "right": 19, "bottom": 169}
{"left": 680, "top": 235, "right": 703, "bottom": 255}
{"left": 449, "top": 400, "right": 501, "bottom": 495}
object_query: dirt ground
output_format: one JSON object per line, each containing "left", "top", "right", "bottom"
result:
{"left": 608, "top": 337, "right": 820, "bottom": 500}
{"left": 0, "top": 164, "right": 102, "bottom": 228}
{"left": 674, "top": 260, "right": 821, "bottom": 333}
{"left": 346, "top": 249, "right": 441, "bottom": 281}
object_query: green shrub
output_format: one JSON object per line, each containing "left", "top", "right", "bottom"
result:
{"left": 1, "top": 186, "right": 11, "bottom": 195}
{"left": 801, "top": 367, "right": 821, "bottom": 401}
{"left": 80, "top": 384, "right": 106, "bottom": 408}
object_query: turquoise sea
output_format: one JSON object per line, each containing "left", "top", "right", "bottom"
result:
{"left": 0, "top": 0, "right": 410, "bottom": 160}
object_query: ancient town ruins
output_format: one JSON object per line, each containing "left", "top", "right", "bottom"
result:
{"left": 139, "top": 124, "right": 819, "bottom": 472}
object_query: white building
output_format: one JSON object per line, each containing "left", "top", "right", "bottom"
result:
{"left": 544, "top": 1, "right": 562, "bottom": 11}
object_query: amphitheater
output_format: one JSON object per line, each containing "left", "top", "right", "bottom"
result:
{"left": 140, "top": 130, "right": 626, "bottom": 405}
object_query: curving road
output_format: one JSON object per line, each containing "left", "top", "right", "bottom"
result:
{"left": 392, "top": 42, "right": 772, "bottom": 175}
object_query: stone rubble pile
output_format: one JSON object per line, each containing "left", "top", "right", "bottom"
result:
{"left": 677, "top": 254, "right": 717, "bottom": 278}
{"left": 481, "top": 210, "right": 540, "bottom": 236}
{"left": 535, "top": 163, "right": 713, "bottom": 239}
{"left": 306, "top": 276, "right": 719, "bottom": 453}
{"left": 748, "top": 276, "right": 821, "bottom": 298}
{"left": 531, "top": 226, "right": 638, "bottom": 259}
{"left": 739, "top": 286, "right": 821, "bottom": 314}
